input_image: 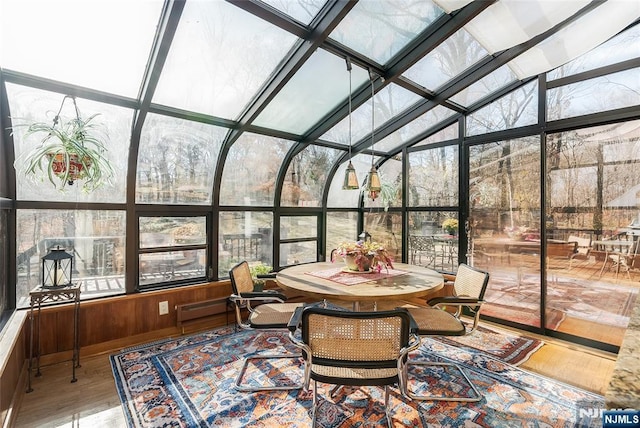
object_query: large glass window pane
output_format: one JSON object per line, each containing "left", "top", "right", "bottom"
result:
{"left": 16, "top": 210, "right": 126, "bottom": 307}
{"left": 546, "top": 121, "right": 640, "bottom": 346}
{"left": 254, "top": 50, "right": 369, "bottom": 135}
{"left": 329, "top": 0, "right": 443, "bottom": 65}
{"left": 281, "top": 145, "right": 343, "bottom": 207}
{"left": 547, "top": 68, "right": 640, "bottom": 121}
{"left": 547, "top": 25, "right": 640, "bottom": 81}
{"left": 136, "top": 114, "right": 224, "bottom": 204}
{"left": 467, "top": 80, "right": 538, "bottom": 136}
{"left": 219, "top": 212, "right": 273, "bottom": 276}
{"left": 363, "top": 212, "right": 402, "bottom": 264}
{"left": 138, "top": 216, "right": 207, "bottom": 288}
{"left": 469, "top": 137, "right": 541, "bottom": 328}
{"left": 408, "top": 212, "right": 459, "bottom": 272}
{"left": 153, "top": 1, "right": 298, "bottom": 119}
{"left": 364, "top": 156, "right": 402, "bottom": 209}
{"left": 280, "top": 216, "right": 318, "bottom": 267}
{"left": 404, "top": 28, "right": 488, "bottom": 91}
{"left": 139, "top": 217, "right": 206, "bottom": 248}
{"left": 281, "top": 216, "right": 317, "bottom": 240}
{"left": 220, "top": 133, "right": 294, "bottom": 206}
{"left": 326, "top": 212, "right": 359, "bottom": 258}
{"left": 408, "top": 145, "right": 458, "bottom": 207}
{"left": 280, "top": 242, "right": 317, "bottom": 267}
{"left": 8, "top": 85, "right": 131, "bottom": 203}
{"left": 1, "top": 0, "right": 162, "bottom": 97}
{"left": 327, "top": 154, "right": 379, "bottom": 208}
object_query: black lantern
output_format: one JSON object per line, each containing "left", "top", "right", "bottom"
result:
{"left": 41, "top": 246, "right": 73, "bottom": 288}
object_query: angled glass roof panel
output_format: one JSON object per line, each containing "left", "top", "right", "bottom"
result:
{"left": 219, "top": 133, "right": 295, "bottom": 206}
{"left": 467, "top": 80, "right": 538, "bottom": 136}
{"left": 1, "top": 0, "right": 162, "bottom": 98}
{"left": 547, "top": 24, "right": 640, "bottom": 81}
{"left": 414, "top": 122, "right": 459, "bottom": 148}
{"left": 260, "top": 0, "right": 328, "bottom": 24}
{"left": 320, "top": 83, "right": 422, "bottom": 145}
{"left": 153, "top": 1, "right": 298, "bottom": 120}
{"left": 375, "top": 105, "right": 457, "bottom": 153}
{"left": 136, "top": 114, "right": 226, "bottom": 205}
{"left": 510, "top": 3, "right": 640, "bottom": 80}
{"left": 281, "top": 145, "right": 343, "bottom": 207}
{"left": 464, "top": 0, "right": 590, "bottom": 54}
{"left": 449, "top": 64, "right": 517, "bottom": 108}
{"left": 328, "top": 0, "right": 444, "bottom": 65}
{"left": 253, "top": 49, "right": 368, "bottom": 135}
{"left": 433, "top": 0, "right": 473, "bottom": 14}
{"left": 403, "top": 28, "right": 488, "bottom": 92}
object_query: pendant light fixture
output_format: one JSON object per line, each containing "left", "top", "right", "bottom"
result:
{"left": 366, "top": 69, "right": 382, "bottom": 201}
{"left": 342, "top": 57, "right": 359, "bottom": 190}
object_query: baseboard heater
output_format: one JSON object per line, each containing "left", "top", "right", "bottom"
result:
{"left": 176, "top": 298, "right": 230, "bottom": 334}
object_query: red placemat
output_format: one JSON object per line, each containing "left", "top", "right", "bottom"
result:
{"left": 306, "top": 267, "right": 407, "bottom": 286}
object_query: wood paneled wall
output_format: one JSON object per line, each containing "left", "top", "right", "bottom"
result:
{"left": 27, "top": 280, "right": 233, "bottom": 364}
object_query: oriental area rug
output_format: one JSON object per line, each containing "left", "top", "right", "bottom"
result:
{"left": 111, "top": 326, "right": 603, "bottom": 427}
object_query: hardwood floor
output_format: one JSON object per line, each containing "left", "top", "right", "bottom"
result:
{"left": 13, "top": 319, "right": 617, "bottom": 428}
{"left": 14, "top": 354, "right": 126, "bottom": 427}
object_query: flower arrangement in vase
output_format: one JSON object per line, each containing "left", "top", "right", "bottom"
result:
{"left": 335, "top": 240, "right": 394, "bottom": 272}
{"left": 442, "top": 218, "right": 458, "bottom": 236}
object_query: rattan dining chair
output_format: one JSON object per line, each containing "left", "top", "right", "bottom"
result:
{"left": 287, "top": 306, "right": 420, "bottom": 428}
{"left": 401, "top": 263, "right": 489, "bottom": 402}
{"left": 229, "top": 260, "right": 305, "bottom": 392}
{"left": 425, "top": 263, "right": 490, "bottom": 334}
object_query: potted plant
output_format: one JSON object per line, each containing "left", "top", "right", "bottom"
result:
{"left": 12, "top": 95, "right": 114, "bottom": 192}
{"left": 442, "top": 218, "right": 459, "bottom": 236}
{"left": 249, "top": 263, "right": 274, "bottom": 291}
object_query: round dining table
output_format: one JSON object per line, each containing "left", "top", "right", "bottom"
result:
{"left": 276, "top": 261, "right": 444, "bottom": 310}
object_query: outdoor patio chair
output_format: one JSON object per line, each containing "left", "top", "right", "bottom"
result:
{"left": 229, "top": 260, "right": 305, "bottom": 392}
{"left": 567, "top": 235, "right": 592, "bottom": 269}
{"left": 287, "top": 306, "right": 420, "bottom": 428}
{"left": 400, "top": 263, "right": 489, "bottom": 402}
{"left": 598, "top": 239, "right": 637, "bottom": 280}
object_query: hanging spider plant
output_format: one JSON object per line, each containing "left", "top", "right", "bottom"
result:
{"left": 13, "top": 96, "right": 114, "bottom": 192}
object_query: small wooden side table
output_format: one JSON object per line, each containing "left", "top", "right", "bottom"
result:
{"left": 27, "top": 284, "right": 81, "bottom": 393}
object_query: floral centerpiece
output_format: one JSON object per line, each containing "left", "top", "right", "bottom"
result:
{"left": 335, "top": 240, "right": 394, "bottom": 272}
{"left": 442, "top": 218, "right": 458, "bottom": 235}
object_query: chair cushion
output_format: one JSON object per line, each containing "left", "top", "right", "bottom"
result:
{"left": 406, "top": 307, "right": 466, "bottom": 336}
{"left": 248, "top": 302, "right": 304, "bottom": 328}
